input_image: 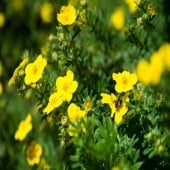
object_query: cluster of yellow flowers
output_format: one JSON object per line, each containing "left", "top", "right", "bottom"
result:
{"left": 14, "top": 113, "right": 43, "bottom": 166}
{"left": 136, "top": 43, "right": 170, "bottom": 85}
{"left": 110, "top": 0, "right": 140, "bottom": 30}
{"left": 43, "top": 70, "right": 78, "bottom": 114}
{"left": 101, "top": 71, "right": 137, "bottom": 124}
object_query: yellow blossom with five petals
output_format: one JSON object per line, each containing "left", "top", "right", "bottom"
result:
{"left": 26, "top": 141, "right": 43, "bottom": 166}
{"left": 68, "top": 103, "right": 86, "bottom": 122}
{"left": 56, "top": 70, "right": 78, "bottom": 102}
{"left": 24, "top": 55, "right": 47, "bottom": 85}
{"left": 57, "top": 5, "right": 76, "bottom": 25}
{"left": 43, "top": 92, "right": 64, "bottom": 114}
{"left": 112, "top": 71, "right": 137, "bottom": 93}
{"left": 14, "top": 113, "right": 32, "bottom": 141}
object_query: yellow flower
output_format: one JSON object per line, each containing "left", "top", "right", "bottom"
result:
{"left": 159, "top": 43, "right": 170, "bottom": 70}
{"left": 67, "top": 103, "right": 87, "bottom": 136}
{"left": 136, "top": 51, "right": 164, "bottom": 85}
{"left": 56, "top": 70, "right": 78, "bottom": 102}
{"left": 125, "top": 0, "right": 140, "bottom": 13}
{"left": 8, "top": 57, "right": 29, "bottom": 87}
{"left": 136, "top": 59, "right": 151, "bottom": 85}
{"left": 14, "top": 113, "right": 32, "bottom": 141}
{"left": 112, "top": 71, "right": 137, "bottom": 93}
{"left": 101, "top": 93, "right": 129, "bottom": 124}
{"left": 68, "top": 103, "right": 86, "bottom": 122}
{"left": 24, "top": 55, "right": 47, "bottom": 85}
{"left": 0, "top": 82, "right": 3, "bottom": 95}
{"left": 57, "top": 5, "right": 76, "bottom": 25}
{"left": 0, "top": 61, "right": 3, "bottom": 76}
{"left": 149, "top": 51, "right": 164, "bottom": 85}
{"left": 114, "top": 94, "right": 129, "bottom": 124}
{"left": 43, "top": 70, "right": 78, "bottom": 115}
{"left": 40, "top": 2, "right": 54, "bottom": 23}
{"left": 43, "top": 92, "right": 64, "bottom": 114}
{"left": 26, "top": 141, "right": 43, "bottom": 166}
{"left": 101, "top": 93, "right": 117, "bottom": 116}
{"left": 111, "top": 7, "right": 125, "bottom": 30}
{"left": 0, "top": 13, "right": 5, "bottom": 28}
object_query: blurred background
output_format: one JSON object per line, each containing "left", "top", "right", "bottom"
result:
{"left": 1, "top": 0, "right": 170, "bottom": 169}
{"left": 0, "top": 0, "right": 68, "bottom": 84}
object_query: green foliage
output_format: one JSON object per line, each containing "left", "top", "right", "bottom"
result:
{"left": 1, "top": 0, "right": 170, "bottom": 169}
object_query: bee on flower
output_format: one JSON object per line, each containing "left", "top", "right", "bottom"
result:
{"left": 101, "top": 93, "right": 129, "bottom": 124}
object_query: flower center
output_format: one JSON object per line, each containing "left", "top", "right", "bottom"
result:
{"left": 115, "top": 99, "right": 122, "bottom": 111}
{"left": 122, "top": 76, "right": 128, "bottom": 85}
{"left": 63, "top": 15, "right": 70, "bottom": 23}
{"left": 31, "top": 65, "right": 38, "bottom": 75}
{"left": 51, "top": 97, "right": 58, "bottom": 105}
{"left": 27, "top": 144, "right": 37, "bottom": 160}
{"left": 63, "top": 83, "right": 69, "bottom": 91}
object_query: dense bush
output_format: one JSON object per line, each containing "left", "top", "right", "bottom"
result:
{"left": 1, "top": 0, "right": 170, "bottom": 169}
